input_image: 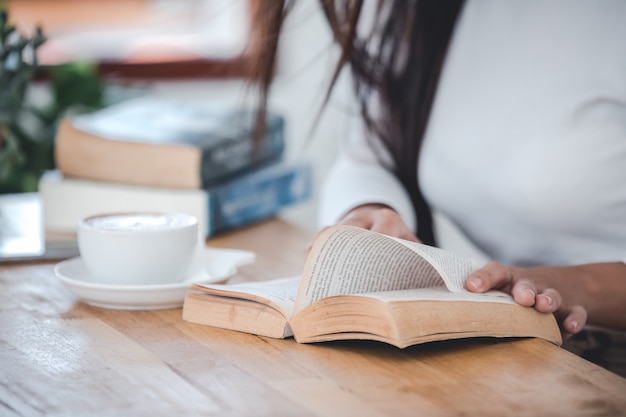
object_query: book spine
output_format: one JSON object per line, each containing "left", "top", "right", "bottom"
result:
{"left": 200, "top": 114, "right": 285, "bottom": 188}
{"left": 208, "top": 159, "right": 313, "bottom": 235}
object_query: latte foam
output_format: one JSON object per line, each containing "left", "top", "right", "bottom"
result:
{"left": 85, "top": 213, "right": 195, "bottom": 231}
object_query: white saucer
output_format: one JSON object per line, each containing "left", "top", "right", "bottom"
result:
{"left": 54, "top": 247, "right": 255, "bottom": 310}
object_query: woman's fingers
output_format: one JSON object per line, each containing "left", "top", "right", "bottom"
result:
{"left": 467, "top": 262, "right": 539, "bottom": 306}
{"left": 532, "top": 287, "right": 561, "bottom": 313}
{"left": 557, "top": 304, "right": 587, "bottom": 338}
{"left": 339, "top": 205, "right": 419, "bottom": 242}
{"left": 467, "top": 263, "right": 567, "bottom": 309}
{"left": 466, "top": 261, "right": 514, "bottom": 293}
{"left": 467, "top": 262, "right": 588, "bottom": 339}
{"left": 533, "top": 287, "right": 587, "bottom": 338}
{"left": 306, "top": 205, "right": 418, "bottom": 256}
{"left": 510, "top": 278, "right": 541, "bottom": 307}
{"left": 367, "top": 208, "right": 418, "bottom": 242}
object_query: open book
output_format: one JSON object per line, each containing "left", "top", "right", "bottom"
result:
{"left": 182, "top": 225, "right": 562, "bottom": 348}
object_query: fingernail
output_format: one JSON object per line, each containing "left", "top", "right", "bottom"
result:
{"left": 570, "top": 320, "right": 579, "bottom": 332}
{"left": 468, "top": 277, "right": 483, "bottom": 290}
{"left": 544, "top": 295, "right": 553, "bottom": 306}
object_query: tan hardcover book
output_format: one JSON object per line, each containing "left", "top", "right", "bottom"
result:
{"left": 182, "top": 225, "right": 562, "bottom": 348}
{"left": 54, "top": 98, "right": 284, "bottom": 189}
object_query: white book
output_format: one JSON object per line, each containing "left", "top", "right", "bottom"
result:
{"left": 40, "top": 171, "right": 209, "bottom": 235}
{"left": 39, "top": 159, "right": 313, "bottom": 238}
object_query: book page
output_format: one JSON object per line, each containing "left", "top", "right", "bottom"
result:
{"left": 388, "top": 237, "right": 480, "bottom": 292}
{"left": 195, "top": 276, "right": 300, "bottom": 318}
{"left": 294, "top": 226, "right": 478, "bottom": 314}
{"left": 361, "top": 286, "right": 515, "bottom": 304}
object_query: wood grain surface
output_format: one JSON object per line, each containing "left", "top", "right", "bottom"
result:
{"left": 1, "top": 219, "right": 625, "bottom": 417}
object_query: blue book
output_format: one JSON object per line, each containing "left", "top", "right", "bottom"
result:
{"left": 39, "top": 159, "right": 313, "bottom": 238}
{"left": 210, "top": 159, "right": 312, "bottom": 234}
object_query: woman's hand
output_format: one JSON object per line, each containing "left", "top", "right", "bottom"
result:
{"left": 305, "top": 204, "right": 418, "bottom": 255}
{"left": 465, "top": 261, "right": 590, "bottom": 339}
{"left": 336, "top": 203, "right": 419, "bottom": 241}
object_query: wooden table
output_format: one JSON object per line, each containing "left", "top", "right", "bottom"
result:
{"left": 1, "top": 219, "right": 625, "bottom": 416}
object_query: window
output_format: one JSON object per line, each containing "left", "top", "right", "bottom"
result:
{"left": 6, "top": 0, "right": 256, "bottom": 79}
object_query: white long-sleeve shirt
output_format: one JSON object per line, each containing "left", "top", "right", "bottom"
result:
{"left": 319, "top": 0, "right": 626, "bottom": 266}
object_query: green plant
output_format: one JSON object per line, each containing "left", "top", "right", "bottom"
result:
{"left": 0, "top": 10, "right": 46, "bottom": 192}
{"left": 0, "top": 9, "right": 105, "bottom": 193}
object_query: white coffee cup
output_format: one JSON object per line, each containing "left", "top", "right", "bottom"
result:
{"left": 77, "top": 211, "right": 199, "bottom": 286}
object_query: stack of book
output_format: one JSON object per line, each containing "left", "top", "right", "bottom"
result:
{"left": 40, "top": 97, "right": 313, "bottom": 238}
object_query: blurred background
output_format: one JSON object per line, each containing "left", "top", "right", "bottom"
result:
{"left": 2, "top": 0, "right": 352, "bottom": 231}
{"left": 1, "top": 0, "right": 487, "bottom": 262}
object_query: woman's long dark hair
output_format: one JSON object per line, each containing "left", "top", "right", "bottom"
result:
{"left": 249, "top": 0, "right": 464, "bottom": 245}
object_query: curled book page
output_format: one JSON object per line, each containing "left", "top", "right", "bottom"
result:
{"left": 295, "top": 226, "right": 479, "bottom": 314}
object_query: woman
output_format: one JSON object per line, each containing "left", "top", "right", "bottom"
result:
{"left": 250, "top": 0, "right": 626, "bottom": 373}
